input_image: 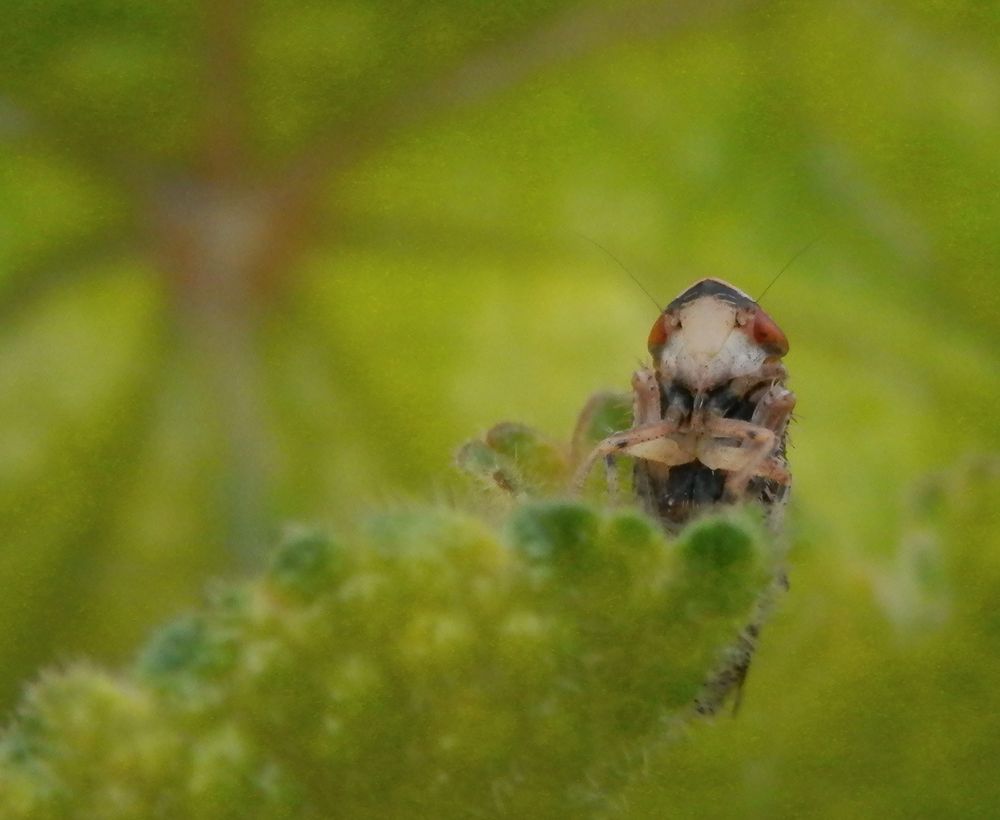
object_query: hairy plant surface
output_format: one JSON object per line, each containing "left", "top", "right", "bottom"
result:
{"left": 0, "top": 501, "right": 779, "bottom": 818}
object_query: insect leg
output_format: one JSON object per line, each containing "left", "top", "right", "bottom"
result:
{"left": 574, "top": 368, "right": 674, "bottom": 497}
{"left": 571, "top": 419, "right": 690, "bottom": 494}
{"left": 696, "top": 418, "right": 789, "bottom": 500}
{"left": 631, "top": 368, "right": 661, "bottom": 425}
{"left": 749, "top": 385, "right": 796, "bottom": 439}
{"left": 570, "top": 390, "right": 633, "bottom": 463}
{"left": 703, "top": 363, "right": 788, "bottom": 415}
{"left": 603, "top": 455, "right": 620, "bottom": 499}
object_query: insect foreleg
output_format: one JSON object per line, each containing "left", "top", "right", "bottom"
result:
{"left": 702, "top": 363, "right": 787, "bottom": 414}
{"left": 572, "top": 419, "right": 689, "bottom": 494}
{"left": 696, "top": 417, "right": 786, "bottom": 500}
{"left": 749, "top": 385, "right": 796, "bottom": 438}
{"left": 631, "top": 368, "right": 661, "bottom": 424}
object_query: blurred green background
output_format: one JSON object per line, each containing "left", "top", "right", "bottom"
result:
{"left": 1, "top": 0, "right": 998, "bottom": 814}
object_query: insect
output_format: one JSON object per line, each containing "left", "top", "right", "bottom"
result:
{"left": 570, "top": 277, "right": 795, "bottom": 715}
{"left": 457, "top": 276, "right": 795, "bottom": 716}
{"left": 572, "top": 278, "right": 795, "bottom": 533}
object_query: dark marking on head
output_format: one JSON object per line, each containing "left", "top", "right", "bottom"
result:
{"left": 667, "top": 279, "right": 756, "bottom": 312}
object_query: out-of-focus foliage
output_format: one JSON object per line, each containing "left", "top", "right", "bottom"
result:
{"left": 620, "top": 457, "right": 1000, "bottom": 818}
{"left": 0, "top": 0, "right": 998, "bottom": 815}
{"left": 0, "top": 506, "right": 780, "bottom": 817}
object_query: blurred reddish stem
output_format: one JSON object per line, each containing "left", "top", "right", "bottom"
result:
{"left": 201, "top": 0, "right": 250, "bottom": 183}
{"left": 159, "top": 0, "right": 747, "bottom": 564}
{"left": 1, "top": 0, "right": 749, "bottom": 564}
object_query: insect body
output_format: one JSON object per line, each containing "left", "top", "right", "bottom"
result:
{"left": 460, "top": 277, "right": 795, "bottom": 716}
{"left": 458, "top": 279, "right": 795, "bottom": 715}
{"left": 571, "top": 277, "right": 796, "bottom": 715}
{"left": 574, "top": 278, "right": 795, "bottom": 532}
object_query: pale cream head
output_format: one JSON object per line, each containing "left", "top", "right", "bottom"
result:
{"left": 646, "top": 278, "right": 788, "bottom": 392}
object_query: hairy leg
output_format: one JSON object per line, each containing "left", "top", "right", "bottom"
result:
{"left": 695, "top": 417, "right": 789, "bottom": 499}
{"left": 572, "top": 418, "right": 692, "bottom": 494}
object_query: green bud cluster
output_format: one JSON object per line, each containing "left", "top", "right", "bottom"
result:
{"left": 0, "top": 503, "right": 776, "bottom": 817}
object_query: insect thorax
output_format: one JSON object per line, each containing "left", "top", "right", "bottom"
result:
{"left": 637, "top": 379, "right": 789, "bottom": 531}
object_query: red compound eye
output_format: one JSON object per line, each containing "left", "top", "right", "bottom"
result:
{"left": 751, "top": 308, "right": 789, "bottom": 356}
{"left": 647, "top": 313, "right": 671, "bottom": 356}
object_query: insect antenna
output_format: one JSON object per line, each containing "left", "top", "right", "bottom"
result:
{"left": 757, "top": 235, "right": 822, "bottom": 303}
{"left": 574, "top": 232, "right": 662, "bottom": 312}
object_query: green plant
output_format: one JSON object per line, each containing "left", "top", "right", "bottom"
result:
{"left": 0, "top": 421, "right": 784, "bottom": 817}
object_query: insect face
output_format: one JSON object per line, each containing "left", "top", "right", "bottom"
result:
{"left": 647, "top": 278, "right": 788, "bottom": 394}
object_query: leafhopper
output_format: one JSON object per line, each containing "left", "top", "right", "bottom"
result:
{"left": 571, "top": 277, "right": 795, "bottom": 715}
{"left": 574, "top": 278, "right": 794, "bottom": 533}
